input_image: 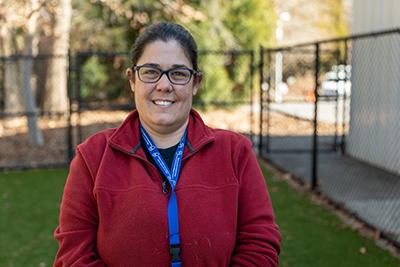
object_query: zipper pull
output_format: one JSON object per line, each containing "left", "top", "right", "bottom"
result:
{"left": 162, "top": 180, "right": 168, "bottom": 194}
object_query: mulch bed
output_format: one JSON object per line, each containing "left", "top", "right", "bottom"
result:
{"left": 0, "top": 107, "right": 338, "bottom": 169}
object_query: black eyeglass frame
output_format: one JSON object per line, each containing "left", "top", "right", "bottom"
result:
{"left": 132, "top": 64, "right": 199, "bottom": 85}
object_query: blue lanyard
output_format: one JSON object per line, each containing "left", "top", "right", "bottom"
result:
{"left": 140, "top": 125, "right": 186, "bottom": 266}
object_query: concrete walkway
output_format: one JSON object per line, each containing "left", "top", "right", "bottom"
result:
{"left": 269, "top": 99, "right": 350, "bottom": 124}
{"left": 260, "top": 135, "right": 400, "bottom": 245}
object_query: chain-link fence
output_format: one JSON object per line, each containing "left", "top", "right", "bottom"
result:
{"left": 0, "top": 54, "right": 71, "bottom": 170}
{"left": 70, "top": 50, "right": 256, "bottom": 154}
{"left": 2, "top": 29, "right": 399, "bottom": 248}
{"left": 259, "top": 28, "right": 400, "bottom": 247}
{"left": 0, "top": 49, "right": 256, "bottom": 170}
{"left": 70, "top": 51, "right": 133, "bottom": 152}
{"left": 196, "top": 50, "right": 255, "bottom": 137}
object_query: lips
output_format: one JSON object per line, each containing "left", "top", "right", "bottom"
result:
{"left": 152, "top": 100, "right": 175, "bottom": 107}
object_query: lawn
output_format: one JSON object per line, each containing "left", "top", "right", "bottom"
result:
{"left": 0, "top": 168, "right": 67, "bottom": 267}
{"left": 0, "top": 163, "right": 399, "bottom": 267}
{"left": 260, "top": 161, "right": 400, "bottom": 267}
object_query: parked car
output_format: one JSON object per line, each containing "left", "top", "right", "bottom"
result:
{"left": 319, "top": 65, "right": 351, "bottom": 97}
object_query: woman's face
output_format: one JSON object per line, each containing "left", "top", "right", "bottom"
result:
{"left": 127, "top": 40, "right": 201, "bottom": 134}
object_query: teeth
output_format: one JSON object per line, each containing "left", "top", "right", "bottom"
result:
{"left": 154, "top": 100, "right": 173, "bottom": 106}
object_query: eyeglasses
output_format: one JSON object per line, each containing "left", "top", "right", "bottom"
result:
{"left": 132, "top": 64, "right": 198, "bottom": 85}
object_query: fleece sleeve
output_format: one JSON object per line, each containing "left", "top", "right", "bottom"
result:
{"left": 53, "top": 147, "right": 107, "bottom": 267}
{"left": 230, "top": 140, "right": 281, "bottom": 267}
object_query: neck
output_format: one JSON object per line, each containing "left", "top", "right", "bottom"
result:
{"left": 141, "top": 120, "right": 189, "bottom": 149}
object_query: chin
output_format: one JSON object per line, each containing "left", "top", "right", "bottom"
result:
{"left": 152, "top": 117, "right": 186, "bottom": 129}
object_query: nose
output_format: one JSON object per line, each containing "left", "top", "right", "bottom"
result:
{"left": 155, "top": 72, "right": 173, "bottom": 92}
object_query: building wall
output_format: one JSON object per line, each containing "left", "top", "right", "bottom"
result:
{"left": 352, "top": 0, "right": 400, "bottom": 33}
{"left": 348, "top": 0, "right": 400, "bottom": 175}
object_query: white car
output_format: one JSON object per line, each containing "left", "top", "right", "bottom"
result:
{"left": 319, "top": 65, "right": 351, "bottom": 97}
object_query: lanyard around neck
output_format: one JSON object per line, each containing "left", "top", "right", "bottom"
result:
{"left": 140, "top": 125, "right": 187, "bottom": 190}
{"left": 140, "top": 125, "right": 186, "bottom": 266}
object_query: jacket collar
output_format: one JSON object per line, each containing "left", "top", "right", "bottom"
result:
{"left": 108, "top": 109, "right": 215, "bottom": 156}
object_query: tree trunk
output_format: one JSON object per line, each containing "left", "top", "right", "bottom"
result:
{"left": 23, "top": 0, "right": 44, "bottom": 145}
{"left": 0, "top": 0, "right": 44, "bottom": 144}
{"left": 24, "top": 33, "right": 44, "bottom": 145}
{"left": 2, "top": 28, "right": 25, "bottom": 115}
{"left": 36, "top": 0, "right": 71, "bottom": 114}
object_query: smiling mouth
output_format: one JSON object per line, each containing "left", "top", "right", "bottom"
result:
{"left": 152, "top": 100, "right": 175, "bottom": 107}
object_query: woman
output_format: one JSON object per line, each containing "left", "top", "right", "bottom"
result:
{"left": 54, "top": 22, "right": 281, "bottom": 267}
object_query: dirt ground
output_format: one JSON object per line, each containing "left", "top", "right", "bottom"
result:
{"left": 0, "top": 107, "right": 340, "bottom": 168}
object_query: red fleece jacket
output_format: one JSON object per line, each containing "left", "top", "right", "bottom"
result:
{"left": 54, "top": 109, "right": 281, "bottom": 267}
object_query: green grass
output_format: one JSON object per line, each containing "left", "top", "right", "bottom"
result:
{"left": 0, "top": 164, "right": 399, "bottom": 267}
{"left": 0, "top": 168, "right": 68, "bottom": 267}
{"left": 260, "top": 160, "right": 400, "bottom": 267}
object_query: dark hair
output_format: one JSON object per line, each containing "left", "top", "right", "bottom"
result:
{"left": 130, "top": 22, "right": 199, "bottom": 71}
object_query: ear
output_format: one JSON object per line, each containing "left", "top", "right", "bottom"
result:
{"left": 192, "top": 72, "right": 203, "bottom": 96}
{"left": 126, "top": 67, "right": 136, "bottom": 92}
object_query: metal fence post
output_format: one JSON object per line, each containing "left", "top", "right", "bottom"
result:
{"left": 266, "top": 49, "right": 272, "bottom": 154}
{"left": 249, "top": 50, "right": 255, "bottom": 145}
{"left": 341, "top": 39, "right": 349, "bottom": 154}
{"left": 333, "top": 43, "right": 341, "bottom": 151}
{"left": 258, "top": 46, "right": 264, "bottom": 155}
{"left": 76, "top": 52, "right": 83, "bottom": 145}
{"left": 0, "top": 56, "right": 3, "bottom": 110}
{"left": 312, "top": 43, "right": 320, "bottom": 190}
{"left": 67, "top": 49, "right": 74, "bottom": 162}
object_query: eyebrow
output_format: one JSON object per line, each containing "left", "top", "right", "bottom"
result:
{"left": 172, "top": 64, "right": 189, "bottom": 68}
{"left": 141, "top": 63, "right": 191, "bottom": 69}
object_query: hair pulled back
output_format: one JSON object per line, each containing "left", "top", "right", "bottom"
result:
{"left": 130, "top": 22, "right": 199, "bottom": 71}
